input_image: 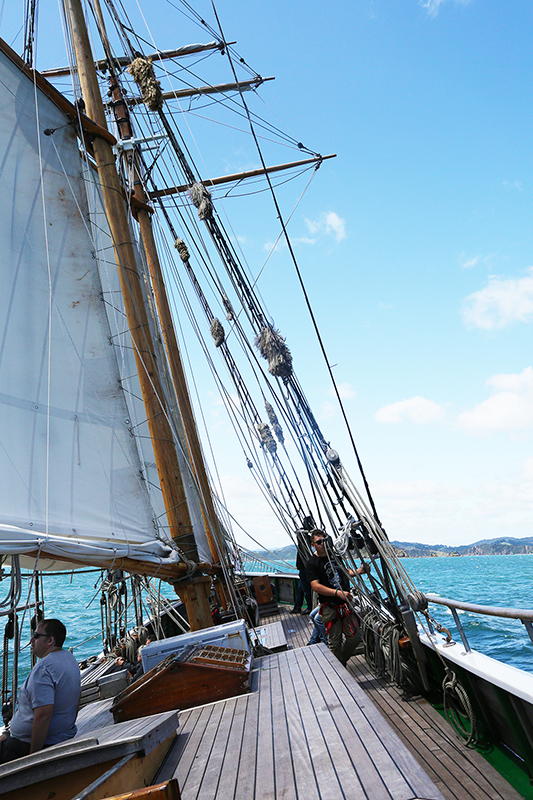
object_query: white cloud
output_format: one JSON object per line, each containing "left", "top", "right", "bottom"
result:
{"left": 457, "top": 367, "right": 533, "bottom": 436}
{"left": 502, "top": 180, "right": 523, "bottom": 191}
{"left": 375, "top": 475, "right": 533, "bottom": 546}
{"left": 420, "top": 0, "right": 471, "bottom": 15}
{"left": 522, "top": 457, "right": 533, "bottom": 482}
{"left": 320, "top": 401, "right": 337, "bottom": 420}
{"left": 461, "top": 255, "right": 481, "bottom": 269}
{"left": 375, "top": 396, "right": 447, "bottom": 425}
{"left": 462, "top": 268, "right": 533, "bottom": 329}
{"left": 304, "top": 211, "right": 347, "bottom": 243}
{"left": 219, "top": 474, "right": 289, "bottom": 548}
{"left": 263, "top": 239, "right": 286, "bottom": 253}
{"left": 329, "top": 382, "right": 357, "bottom": 400}
{"left": 294, "top": 237, "right": 317, "bottom": 246}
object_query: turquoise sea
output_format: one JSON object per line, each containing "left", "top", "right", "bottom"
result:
{"left": 403, "top": 554, "right": 533, "bottom": 673}
{"left": 259, "top": 553, "right": 533, "bottom": 673}
{"left": 3, "top": 554, "right": 532, "bottom": 693}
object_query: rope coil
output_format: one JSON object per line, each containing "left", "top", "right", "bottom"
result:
{"left": 442, "top": 671, "right": 478, "bottom": 746}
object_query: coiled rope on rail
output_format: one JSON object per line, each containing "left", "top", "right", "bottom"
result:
{"left": 442, "top": 670, "right": 478, "bottom": 746}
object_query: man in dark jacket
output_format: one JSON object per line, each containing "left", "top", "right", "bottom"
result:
{"left": 306, "top": 529, "right": 369, "bottom": 666}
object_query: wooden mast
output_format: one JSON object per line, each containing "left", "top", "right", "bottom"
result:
{"left": 89, "top": 0, "right": 227, "bottom": 577}
{"left": 63, "top": 0, "right": 213, "bottom": 630}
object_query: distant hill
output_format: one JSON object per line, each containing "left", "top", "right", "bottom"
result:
{"left": 252, "top": 536, "right": 533, "bottom": 561}
{"left": 391, "top": 537, "right": 533, "bottom": 557}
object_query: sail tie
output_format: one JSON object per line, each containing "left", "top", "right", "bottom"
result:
{"left": 127, "top": 57, "right": 163, "bottom": 111}
{"left": 174, "top": 238, "right": 190, "bottom": 262}
{"left": 222, "top": 295, "right": 235, "bottom": 321}
{"left": 256, "top": 422, "right": 277, "bottom": 454}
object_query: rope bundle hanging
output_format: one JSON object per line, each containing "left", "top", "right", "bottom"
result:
{"left": 174, "top": 238, "right": 190, "bottom": 262}
{"left": 265, "top": 401, "right": 284, "bottom": 444}
{"left": 189, "top": 182, "right": 213, "bottom": 220}
{"left": 210, "top": 318, "right": 225, "bottom": 347}
{"left": 255, "top": 327, "right": 293, "bottom": 380}
{"left": 256, "top": 422, "right": 277, "bottom": 454}
{"left": 127, "top": 57, "right": 162, "bottom": 111}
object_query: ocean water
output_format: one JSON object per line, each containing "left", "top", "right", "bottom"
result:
{"left": 253, "top": 553, "right": 533, "bottom": 673}
{"left": 1, "top": 572, "right": 176, "bottom": 689}
{"left": 3, "top": 554, "right": 532, "bottom": 694}
{"left": 402, "top": 554, "right": 533, "bottom": 673}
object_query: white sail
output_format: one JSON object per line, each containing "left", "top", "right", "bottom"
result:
{"left": 0, "top": 45, "right": 188, "bottom": 570}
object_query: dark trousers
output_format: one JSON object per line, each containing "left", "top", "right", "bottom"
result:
{"left": 294, "top": 568, "right": 312, "bottom": 610}
{"left": 0, "top": 735, "right": 31, "bottom": 764}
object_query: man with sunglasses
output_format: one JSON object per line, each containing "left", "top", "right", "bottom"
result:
{"left": 307, "top": 529, "right": 370, "bottom": 667}
{"left": 0, "top": 619, "right": 81, "bottom": 763}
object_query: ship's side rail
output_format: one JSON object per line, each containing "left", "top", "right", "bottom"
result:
{"left": 424, "top": 593, "right": 533, "bottom": 651}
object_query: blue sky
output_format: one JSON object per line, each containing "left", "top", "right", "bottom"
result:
{"left": 2, "top": 0, "right": 533, "bottom": 549}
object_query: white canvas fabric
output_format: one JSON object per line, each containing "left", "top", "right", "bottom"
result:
{"left": 0, "top": 47, "right": 211, "bottom": 568}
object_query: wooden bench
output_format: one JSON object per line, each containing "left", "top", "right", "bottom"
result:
{"left": 0, "top": 701, "right": 178, "bottom": 800}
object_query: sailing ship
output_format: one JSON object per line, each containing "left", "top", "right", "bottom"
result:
{"left": 0, "top": 1, "right": 532, "bottom": 799}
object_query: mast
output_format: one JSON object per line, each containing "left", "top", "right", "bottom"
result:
{"left": 90, "top": 0, "right": 226, "bottom": 569}
{"left": 63, "top": 0, "right": 214, "bottom": 630}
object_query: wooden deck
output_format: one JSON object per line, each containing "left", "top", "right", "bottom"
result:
{"left": 154, "top": 641, "right": 444, "bottom": 799}
{"left": 267, "top": 607, "right": 523, "bottom": 800}
{"left": 1, "top": 606, "right": 521, "bottom": 800}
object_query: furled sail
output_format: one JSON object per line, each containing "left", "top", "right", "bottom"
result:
{"left": 0, "top": 43, "right": 211, "bottom": 570}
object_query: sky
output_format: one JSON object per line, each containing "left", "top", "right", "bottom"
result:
{"left": 1, "top": 0, "right": 533, "bottom": 550}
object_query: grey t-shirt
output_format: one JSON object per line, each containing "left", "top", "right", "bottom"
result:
{"left": 10, "top": 650, "right": 81, "bottom": 745}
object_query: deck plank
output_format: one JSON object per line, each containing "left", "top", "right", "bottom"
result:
{"left": 267, "top": 606, "right": 523, "bottom": 800}
{"left": 276, "top": 648, "right": 340, "bottom": 800}
{"left": 232, "top": 666, "right": 260, "bottom": 799}
{"left": 165, "top": 642, "right": 444, "bottom": 800}
{"left": 178, "top": 703, "right": 225, "bottom": 798}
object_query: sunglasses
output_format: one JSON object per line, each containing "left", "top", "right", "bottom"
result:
{"left": 31, "top": 632, "right": 49, "bottom": 640}
{"left": 313, "top": 539, "right": 325, "bottom": 546}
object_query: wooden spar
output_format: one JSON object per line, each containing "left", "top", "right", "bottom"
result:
{"left": 63, "top": 0, "right": 213, "bottom": 629}
{"left": 91, "top": 1, "right": 225, "bottom": 573}
{"left": 23, "top": 551, "right": 220, "bottom": 581}
{"left": 123, "top": 76, "right": 274, "bottom": 106}
{"left": 150, "top": 154, "right": 337, "bottom": 198}
{"left": 40, "top": 41, "right": 234, "bottom": 77}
